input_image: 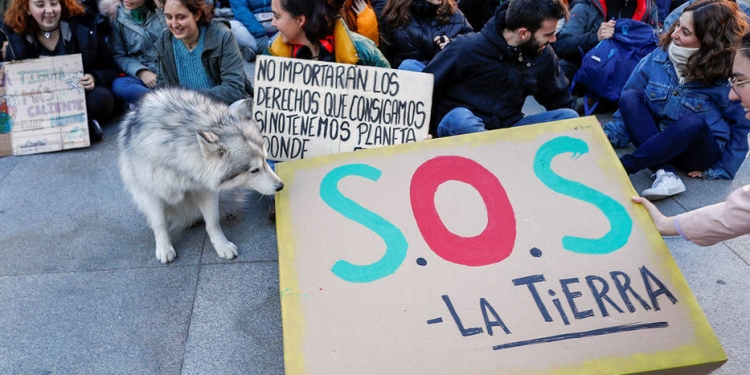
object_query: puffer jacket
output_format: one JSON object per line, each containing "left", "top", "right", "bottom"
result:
{"left": 155, "top": 20, "right": 252, "bottom": 104}
{"left": 603, "top": 47, "right": 750, "bottom": 179}
{"left": 423, "top": 7, "right": 575, "bottom": 134}
{"left": 100, "top": 0, "right": 167, "bottom": 78}
{"left": 341, "top": 0, "right": 379, "bottom": 46}
{"left": 382, "top": 7, "right": 473, "bottom": 68}
{"left": 229, "top": 0, "right": 271, "bottom": 39}
{"left": 0, "top": 14, "right": 120, "bottom": 88}
{"left": 265, "top": 18, "right": 390, "bottom": 68}
{"left": 554, "top": 0, "right": 657, "bottom": 66}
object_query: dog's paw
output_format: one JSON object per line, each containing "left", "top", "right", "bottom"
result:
{"left": 156, "top": 245, "right": 177, "bottom": 263}
{"left": 214, "top": 241, "right": 238, "bottom": 260}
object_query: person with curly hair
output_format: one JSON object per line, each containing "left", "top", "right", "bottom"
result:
{"left": 603, "top": 0, "right": 750, "bottom": 200}
{"left": 380, "top": 0, "right": 473, "bottom": 70}
{"left": 0, "top": 0, "right": 121, "bottom": 142}
{"left": 155, "top": 0, "right": 252, "bottom": 104}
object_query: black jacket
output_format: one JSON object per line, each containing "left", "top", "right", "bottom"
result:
{"left": 423, "top": 8, "right": 575, "bottom": 134}
{"left": 0, "top": 13, "right": 120, "bottom": 88}
{"left": 382, "top": 8, "right": 473, "bottom": 68}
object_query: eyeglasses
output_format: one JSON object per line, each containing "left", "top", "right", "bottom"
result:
{"left": 728, "top": 75, "right": 750, "bottom": 97}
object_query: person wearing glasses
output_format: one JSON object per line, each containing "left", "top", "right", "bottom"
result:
{"left": 602, "top": 0, "right": 750, "bottom": 200}
{"left": 631, "top": 30, "right": 750, "bottom": 245}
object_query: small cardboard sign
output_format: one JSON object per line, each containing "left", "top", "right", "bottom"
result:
{"left": 253, "top": 55, "right": 431, "bottom": 161}
{"left": 0, "top": 54, "right": 88, "bottom": 157}
{"left": 276, "top": 117, "right": 726, "bottom": 375}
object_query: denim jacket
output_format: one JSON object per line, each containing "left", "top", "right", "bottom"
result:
{"left": 604, "top": 47, "right": 750, "bottom": 179}
{"left": 100, "top": 0, "right": 167, "bottom": 78}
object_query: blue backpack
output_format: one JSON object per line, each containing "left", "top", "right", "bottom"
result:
{"left": 571, "top": 19, "right": 658, "bottom": 115}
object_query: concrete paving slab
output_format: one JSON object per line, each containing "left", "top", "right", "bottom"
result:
{"left": 181, "top": 262, "right": 283, "bottom": 375}
{"left": 0, "top": 266, "right": 198, "bottom": 374}
{"left": 664, "top": 237, "right": 750, "bottom": 375}
{"left": 0, "top": 139, "right": 205, "bottom": 276}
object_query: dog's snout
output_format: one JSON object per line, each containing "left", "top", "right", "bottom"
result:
{"left": 275, "top": 182, "right": 284, "bottom": 192}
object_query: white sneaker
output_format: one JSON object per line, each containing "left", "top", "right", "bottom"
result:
{"left": 641, "top": 169, "right": 686, "bottom": 200}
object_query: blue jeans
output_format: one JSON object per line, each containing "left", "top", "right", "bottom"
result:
{"left": 618, "top": 89, "right": 722, "bottom": 174}
{"left": 436, "top": 107, "right": 579, "bottom": 137}
{"left": 111, "top": 76, "right": 152, "bottom": 104}
{"left": 399, "top": 59, "right": 426, "bottom": 72}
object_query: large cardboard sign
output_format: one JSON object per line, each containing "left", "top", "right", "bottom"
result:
{"left": 276, "top": 117, "right": 726, "bottom": 375}
{"left": 253, "top": 55, "right": 431, "bottom": 161}
{"left": 0, "top": 54, "right": 88, "bottom": 156}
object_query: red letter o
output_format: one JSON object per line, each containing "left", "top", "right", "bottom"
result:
{"left": 410, "top": 156, "right": 516, "bottom": 266}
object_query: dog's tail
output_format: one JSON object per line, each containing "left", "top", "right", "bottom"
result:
{"left": 166, "top": 188, "right": 248, "bottom": 232}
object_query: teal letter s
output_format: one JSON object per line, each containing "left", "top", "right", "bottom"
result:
{"left": 320, "top": 164, "right": 408, "bottom": 282}
{"left": 534, "top": 136, "right": 632, "bottom": 254}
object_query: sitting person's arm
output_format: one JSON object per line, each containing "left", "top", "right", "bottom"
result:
{"left": 633, "top": 185, "right": 750, "bottom": 246}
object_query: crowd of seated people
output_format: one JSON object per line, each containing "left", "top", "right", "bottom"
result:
{"left": 2, "top": 0, "right": 749, "bottom": 229}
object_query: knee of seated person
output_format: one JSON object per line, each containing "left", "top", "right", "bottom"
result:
{"left": 551, "top": 108, "right": 579, "bottom": 120}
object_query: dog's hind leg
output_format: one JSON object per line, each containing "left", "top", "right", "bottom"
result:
{"left": 135, "top": 192, "right": 177, "bottom": 263}
{"left": 195, "top": 191, "right": 238, "bottom": 260}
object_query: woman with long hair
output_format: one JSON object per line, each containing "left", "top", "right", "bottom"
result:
{"left": 155, "top": 0, "right": 252, "bottom": 104}
{"left": 380, "top": 0, "right": 473, "bottom": 70}
{"left": 100, "top": 0, "right": 167, "bottom": 104}
{"left": 603, "top": 0, "right": 750, "bottom": 199}
{"left": 1, "top": 0, "right": 121, "bottom": 141}
{"left": 266, "top": 0, "right": 388, "bottom": 67}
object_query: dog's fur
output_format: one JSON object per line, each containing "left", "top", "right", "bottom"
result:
{"left": 118, "top": 88, "right": 283, "bottom": 263}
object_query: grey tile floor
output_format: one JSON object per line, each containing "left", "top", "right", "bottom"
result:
{"left": 0, "top": 106, "right": 747, "bottom": 374}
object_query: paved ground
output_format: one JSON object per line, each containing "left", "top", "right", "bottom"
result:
{"left": 0, "top": 104, "right": 748, "bottom": 374}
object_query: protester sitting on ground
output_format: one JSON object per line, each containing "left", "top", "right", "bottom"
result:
{"left": 228, "top": 0, "right": 276, "bottom": 62}
{"left": 265, "top": 0, "right": 389, "bottom": 67}
{"left": 156, "top": 0, "right": 252, "bottom": 105}
{"left": 380, "top": 0, "right": 473, "bottom": 70}
{"left": 262, "top": 0, "right": 389, "bottom": 220}
{"left": 632, "top": 30, "right": 750, "bottom": 245}
{"left": 340, "top": 0, "right": 379, "bottom": 46}
{"left": 663, "top": 0, "right": 750, "bottom": 31}
{"left": 603, "top": 0, "right": 750, "bottom": 200}
{"left": 0, "top": 0, "right": 120, "bottom": 142}
{"left": 554, "top": 0, "right": 659, "bottom": 82}
{"left": 423, "top": 0, "right": 578, "bottom": 138}
{"left": 100, "top": 0, "right": 167, "bottom": 105}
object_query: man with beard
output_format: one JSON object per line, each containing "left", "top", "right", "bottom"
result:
{"left": 423, "top": 0, "right": 579, "bottom": 137}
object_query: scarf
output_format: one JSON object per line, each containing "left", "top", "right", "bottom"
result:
{"left": 292, "top": 35, "right": 335, "bottom": 61}
{"left": 127, "top": 4, "right": 150, "bottom": 24}
{"left": 668, "top": 41, "right": 699, "bottom": 84}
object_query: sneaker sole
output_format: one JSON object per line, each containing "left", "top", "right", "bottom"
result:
{"left": 641, "top": 186, "right": 686, "bottom": 201}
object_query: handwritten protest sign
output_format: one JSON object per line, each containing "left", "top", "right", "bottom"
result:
{"left": 252, "top": 55, "right": 431, "bottom": 161}
{"left": 0, "top": 54, "right": 88, "bottom": 156}
{"left": 276, "top": 117, "right": 725, "bottom": 375}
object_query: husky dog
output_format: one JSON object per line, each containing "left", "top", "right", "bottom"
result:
{"left": 118, "top": 88, "right": 283, "bottom": 263}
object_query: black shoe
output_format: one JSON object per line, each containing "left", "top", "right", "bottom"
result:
{"left": 88, "top": 119, "right": 104, "bottom": 143}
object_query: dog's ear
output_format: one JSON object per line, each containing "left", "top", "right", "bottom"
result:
{"left": 196, "top": 130, "right": 228, "bottom": 158}
{"left": 229, "top": 98, "right": 253, "bottom": 120}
